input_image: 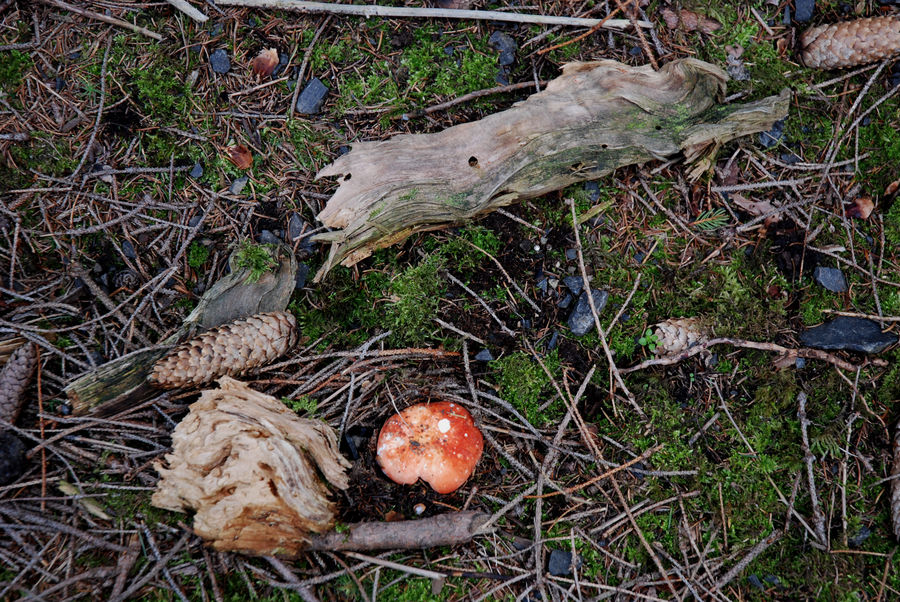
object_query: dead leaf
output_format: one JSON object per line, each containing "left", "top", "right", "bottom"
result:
{"left": 845, "top": 196, "right": 874, "bottom": 219}
{"left": 251, "top": 48, "right": 279, "bottom": 77}
{"left": 661, "top": 8, "right": 722, "bottom": 34}
{"left": 886, "top": 179, "right": 900, "bottom": 197}
{"left": 225, "top": 144, "right": 253, "bottom": 170}
{"left": 731, "top": 193, "right": 778, "bottom": 217}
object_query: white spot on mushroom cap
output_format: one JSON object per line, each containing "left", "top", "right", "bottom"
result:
{"left": 437, "top": 418, "right": 451, "bottom": 433}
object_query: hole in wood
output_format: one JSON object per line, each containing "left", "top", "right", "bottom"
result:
{"left": 344, "top": 173, "right": 352, "bottom": 181}
{"left": 468, "top": 156, "right": 479, "bottom": 168}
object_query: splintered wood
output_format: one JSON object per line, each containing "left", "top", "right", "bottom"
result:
{"left": 312, "top": 58, "right": 789, "bottom": 280}
{"left": 152, "top": 377, "right": 350, "bottom": 556}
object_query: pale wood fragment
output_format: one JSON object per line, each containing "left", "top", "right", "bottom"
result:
{"left": 313, "top": 59, "right": 790, "bottom": 280}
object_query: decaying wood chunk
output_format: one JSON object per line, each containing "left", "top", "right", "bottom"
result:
{"left": 800, "top": 17, "right": 900, "bottom": 69}
{"left": 0, "top": 342, "right": 37, "bottom": 424}
{"left": 312, "top": 58, "right": 789, "bottom": 280}
{"left": 152, "top": 377, "right": 351, "bottom": 556}
{"left": 148, "top": 311, "right": 298, "bottom": 389}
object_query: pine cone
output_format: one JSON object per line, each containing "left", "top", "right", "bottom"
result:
{"left": 652, "top": 317, "right": 707, "bottom": 356}
{"left": 800, "top": 17, "right": 900, "bottom": 69}
{"left": 149, "top": 311, "right": 298, "bottom": 389}
{"left": 0, "top": 342, "right": 37, "bottom": 424}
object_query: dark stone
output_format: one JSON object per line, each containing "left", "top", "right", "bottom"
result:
{"left": 229, "top": 176, "right": 249, "bottom": 195}
{"left": 272, "top": 52, "right": 289, "bottom": 77}
{"left": 795, "top": 357, "right": 806, "bottom": 369}
{"left": 209, "top": 21, "right": 224, "bottom": 36}
{"left": 558, "top": 293, "right": 574, "bottom": 309}
{"left": 628, "top": 46, "right": 643, "bottom": 57}
{"left": 295, "top": 263, "right": 310, "bottom": 289}
{"left": 475, "top": 349, "right": 494, "bottom": 362}
{"left": 563, "top": 276, "right": 583, "bottom": 295}
{"left": 295, "top": 78, "right": 329, "bottom": 115}
{"left": 258, "top": 229, "right": 281, "bottom": 245}
{"left": 546, "top": 330, "right": 559, "bottom": 351}
{"left": 189, "top": 162, "right": 203, "bottom": 178}
{"left": 0, "top": 431, "right": 26, "bottom": 486}
{"left": 536, "top": 277, "right": 548, "bottom": 293}
{"left": 764, "top": 574, "right": 783, "bottom": 587}
{"left": 209, "top": 48, "right": 231, "bottom": 74}
{"left": 813, "top": 266, "right": 847, "bottom": 292}
{"left": 565, "top": 248, "right": 577, "bottom": 261}
{"left": 288, "top": 212, "right": 306, "bottom": 241}
{"left": 583, "top": 181, "right": 601, "bottom": 202}
{"left": 488, "top": 31, "right": 517, "bottom": 66}
{"left": 495, "top": 67, "right": 509, "bottom": 86}
{"left": 121, "top": 239, "right": 136, "bottom": 260}
{"left": 748, "top": 574, "right": 765, "bottom": 590}
{"left": 759, "top": 118, "right": 785, "bottom": 149}
{"left": 793, "top": 0, "right": 815, "bottom": 23}
{"left": 188, "top": 215, "right": 203, "bottom": 228}
{"left": 799, "top": 317, "right": 898, "bottom": 354}
{"left": 567, "top": 289, "right": 609, "bottom": 336}
{"left": 54, "top": 77, "right": 66, "bottom": 91}
{"left": 782, "top": 5, "right": 791, "bottom": 25}
{"left": 848, "top": 525, "right": 872, "bottom": 547}
{"left": 548, "top": 549, "right": 581, "bottom": 577}
{"left": 779, "top": 153, "right": 800, "bottom": 165}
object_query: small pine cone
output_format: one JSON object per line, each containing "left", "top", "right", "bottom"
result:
{"left": 0, "top": 342, "right": 37, "bottom": 424}
{"left": 652, "top": 318, "right": 707, "bottom": 356}
{"left": 800, "top": 17, "right": 900, "bottom": 69}
{"left": 112, "top": 269, "right": 140, "bottom": 290}
{"left": 149, "top": 311, "right": 298, "bottom": 389}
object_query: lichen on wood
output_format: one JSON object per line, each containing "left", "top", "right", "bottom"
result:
{"left": 312, "top": 58, "right": 790, "bottom": 281}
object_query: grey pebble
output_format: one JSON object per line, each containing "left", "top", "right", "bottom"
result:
{"left": 296, "top": 78, "right": 329, "bottom": 115}
{"left": 799, "top": 316, "right": 898, "bottom": 354}
{"left": 229, "top": 176, "right": 248, "bottom": 195}
{"left": 813, "top": 266, "right": 847, "bottom": 292}
{"left": 567, "top": 289, "right": 609, "bottom": 336}
{"left": 209, "top": 49, "right": 231, "bottom": 74}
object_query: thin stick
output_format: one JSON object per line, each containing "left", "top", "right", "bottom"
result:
{"left": 528, "top": 444, "right": 660, "bottom": 499}
{"left": 39, "top": 0, "right": 163, "bottom": 40}
{"left": 216, "top": 0, "right": 651, "bottom": 29}
{"left": 798, "top": 392, "right": 828, "bottom": 547}
{"left": 166, "top": 0, "right": 208, "bottom": 22}
{"left": 419, "top": 80, "right": 547, "bottom": 116}
{"left": 713, "top": 529, "right": 782, "bottom": 593}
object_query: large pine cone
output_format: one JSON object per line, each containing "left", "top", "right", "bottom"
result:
{"left": 652, "top": 317, "right": 707, "bottom": 356}
{"left": 149, "top": 311, "right": 298, "bottom": 389}
{"left": 0, "top": 342, "right": 37, "bottom": 424}
{"left": 800, "top": 17, "right": 900, "bottom": 69}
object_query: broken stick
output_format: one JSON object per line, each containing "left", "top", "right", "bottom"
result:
{"left": 307, "top": 511, "right": 492, "bottom": 551}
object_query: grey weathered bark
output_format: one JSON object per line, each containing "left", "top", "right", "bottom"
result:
{"left": 312, "top": 59, "right": 790, "bottom": 281}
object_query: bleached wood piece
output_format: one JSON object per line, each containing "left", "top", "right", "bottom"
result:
{"left": 167, "top": 0, "right": 209, "bottom": 23}
{"left": 312, "top": 59, "right": 790, "bottom": 281}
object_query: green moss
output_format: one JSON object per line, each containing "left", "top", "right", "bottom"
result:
{"left": 0, "top": 49, "right": 31, "bottom": 94}
{"left": 384, "top": 252, "right": 446, "bottom": 345}
{"left": 490, "top": 350, "right": 562, "bottom": 426}
{"left": 187, "top": 242, "right": 210, "bottom": 270}
{"left": 233, "top": 242, "right": 278, "bottom": 283}
{"left": 132, "top": 52, "right": 192, "bottom": 123}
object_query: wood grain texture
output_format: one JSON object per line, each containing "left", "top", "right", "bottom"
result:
{"left": 313, "top": 59, "right": 790, "bottom": 281}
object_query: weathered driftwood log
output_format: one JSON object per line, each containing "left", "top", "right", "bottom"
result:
{"left": 312, "top": 59, "right": 790, "bottom": 281}
{"left": 64, "top": 243, "right": 297, "bottom": 416}
{"left": 307, "top": 511, "right": 492, "bottom": 551}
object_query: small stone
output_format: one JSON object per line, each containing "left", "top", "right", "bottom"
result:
{"left": 558, "top": 293, "right": 574, "bottom": 310}
{"left": 567, "top": 289, "right": 609, "bottom": 336}
{"left": 258, "top": 229, "right": 281, "bottom": 245}
{"left": 565, "top": 248, "right": 577, "bottom": 261}
{"left": 583, "top": 181, "right": 601, "bottom": 202}
{"left": 748, "top": 574, "right": 765, "bottom": 590}
{"left": 295, "top": 263, "right": 310, "bottom": 289}
{"left": 793, "top": 0, "right": 815, "bottom": 23}
{"left": 799, "top": 317, "right": 898, "bottom": 354}
{"left": 848, "top": 525, "right": 871, "bottom": 547}
{"left": 475, "top": 349, "right": 494, "bottom": 362}
{"left": 54, "top": 77, "right": 66, "bottom": 92}
{"left": 546, "top": 330, "right": 559, "bottom": 351}
{"left": 537, "top": 277, "right": 548, "bottom": 293}
{"left": 628, "top": 46, "right": 643, "bottom": 57}
{"left": 764, "top": 575, "right": 782, "bottom": 587}
{"left": 209, "top": 49, "right": 231, "bottom": 74}
{"left": 563, "top": 276, "right": 583, "bottom": 295}
{"left": 229, "top": 176, "right": 248, "bottom": 195}
{"left": 272, "top": 52, "right": 289, "bottom": 77}
{"left": 121, "top": 239, "right": 137, "bottom": 260}
{"left": 0, "top": 430, "right": 26, "bottom": 486}
{"left": 548, "top": 549, "right": 581, "bottom": 577}
{"left": 495, "top": 67, "right": 509, "bottom": 86}
{"left": 295, "top": 78, "right": 329, "bottom": 115}
{"left": 813, "top": 266, "right": 847, "bottom": 292}
{"left": 189, "top": 162, "right": 203, "bottom": 178}
{"left": 488, "top": 31, "right": 517, "bottom": 66}
{"left": 795, "top": 357, "right": 806, "bottom": 369}
{"left": 288, "top": 212, "right": 306, "bottom": 240}
{"left": 758, "top": 118, "right": 785, "bottom": 149}
{"left": 208, "top": 21, "right": 223, "bottom": 36}
{"left": 188, "top": 215, "right": 203, "bottom": 228}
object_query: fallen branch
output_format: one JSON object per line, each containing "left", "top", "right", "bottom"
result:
{"left": 621, "top": 337, "right": 884, "bottom": 374}
{"left": 307, "top": 511, "right": 492, "bottom": 551}
{"left": 166, "top": 0, "right": 208, "bottom": 22}
{"left": 216, "top": 0, "right": 650, "bottom": 30}
{"left": 312, "top": 59, "right": 789, "bottom": 280}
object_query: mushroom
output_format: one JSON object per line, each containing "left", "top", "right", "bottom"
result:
{"left": 376, "top": 401, "right": 483, "bottom": 494}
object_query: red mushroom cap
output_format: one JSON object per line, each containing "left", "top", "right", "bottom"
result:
{"left": 376, "top": 401, "right": 483, "bottom": 494}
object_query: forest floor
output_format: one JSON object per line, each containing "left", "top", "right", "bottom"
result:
{"left": 1, "top": 0, "right": 900, "bottom": 600}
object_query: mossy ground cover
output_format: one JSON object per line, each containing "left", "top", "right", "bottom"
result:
{"left": 2, "top": 0, "right": 900, "bottom": 600}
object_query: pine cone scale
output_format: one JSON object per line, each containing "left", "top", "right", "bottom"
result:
{"left": 801, "top": 17, "right": 900, "bottom": 69}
